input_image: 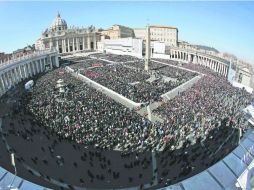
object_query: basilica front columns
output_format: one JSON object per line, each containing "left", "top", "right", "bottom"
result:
{"left": 76, "top": 38, "right": 80, "bottom": 51}
{"left": 55, "top": 55, "right": 59, "bottom": 67}
{"left": 72, "top": 38, "right": 75, "bottom": 52}
{"left": 93, "top": 34, "right": 97, "bottom": 50}
{"left": 82, "top": 37, "right": 85, "bottom": 50}
{"left": 67, "top": 38, "right": 70, "bottom": 52}
{"left": 87, "top": 35, "right": 91, "bottom": 50}
{"left": 56, "top": 40, "right": 59, "bottom": 52}
{"left": 62, "top": 39, "right": 66, "bottom": 53}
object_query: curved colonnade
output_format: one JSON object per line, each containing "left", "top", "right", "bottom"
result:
{"left": 165, "top": 47, "right": 230, "bottom": 77}
{"left": 0, "top": 50, "right": 59, "bottom": 96}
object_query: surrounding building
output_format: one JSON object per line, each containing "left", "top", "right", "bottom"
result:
{"left": 236, "top": 66, "right": 252, "bottom": 87}
{"left": 178, "top": 40, "right": 194, "bottom": 49}
{"left": 12, "top": 45, "right": 35, "bottom": 58}
{"left": 134, "top": 25, "right": 178, "bottom": 47}
{"left": 0, "top": 52, "right": 11, "bottom": 63}
{"left": 100, "top": 24, "right": 135, "bottom": 40}
{"left": 133, "top": 28, "right": 146, "bottom": 40}
{"left": 35, "top": 13, "right": 100, "bottom": 53}
{"left": 97, "top": 38, "right": 143, "bottom": 58}
{"left": 1, "top": 45, "right": 36, "bottom": 63}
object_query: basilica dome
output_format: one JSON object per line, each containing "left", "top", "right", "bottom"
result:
{"left": 50, "top": 13, "right": 67, "bottom": 31}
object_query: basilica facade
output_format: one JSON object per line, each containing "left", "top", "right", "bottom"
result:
{"left": 35, "top": 13, "right": 100, "bottom": 54}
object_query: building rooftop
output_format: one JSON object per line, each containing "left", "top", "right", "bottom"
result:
{"left": 150, "top": 25, "right": 178, "bottom": 30}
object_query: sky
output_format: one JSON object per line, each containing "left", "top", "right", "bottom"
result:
{"left": 0, "top": 1, "right": 253, "bottom": 64}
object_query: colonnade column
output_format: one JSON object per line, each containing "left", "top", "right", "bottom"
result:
{"left": 8, "top": 71, "right": 13, "bottom": 86}
{"left": 28, "top": 63, "right": 31, "bottom": 77}
{"left": 87, "top": 35, "right": 91, "bottom": 50}
{"left": 6, "top": 71, "right": 12, "bottom": 87}
{"left": 23, "top": 63, "right": 28, "bottom": 78}
{"left": 188, "top": 54, "right": 191, "bottom": 63}
{"left": 76, "top": 38, "right": 79, "bottom": 51}
{"left": 209, "top": 60, "right": 213, "bottom": 70}
{"left": 82, "top": 37, "right": 85, "bottom": 50}
{"left": 56, "top": 39, "right": 59, "bottom": 52}
{"left": 67, "top": 38, "right": 70, "bottom": 52}
{"left": 19, "top": 65, "right": 24, "bottom": 80}
{"left": 216, "top": 62, "right": 219, "bottom": 72}
{"left": 222, "top": 64, "right": 226, "bottom": 76}
{"left": 27, "top": 63, "right": 31, "bottom": 77}
{"left": 0, "top": 75, "right": 6, "bottom": 92}
{"left": 211, "top": 61, "right": 214, "bottom": 70}
{"left": 31, "top": 62, "right": 35, "bottom": 76}
{"left": 93, "top": 34, "right": 97, "bottom": 50}
{"left": 73, "top": 38, "right": 75, "bottom": 52}
{"left": 15, "top": 68, "right": 20, "bottom": 83}
{"left": 35, "top": 60, "right": 40, "bottom": 73}
{"left": 3, "top": 73, "right": 9, "bottom": 88}
{"left": 39, "top": 59, "right": 43, "bottom": 72}
{"left": 10, "top": 69, "right": 16, "bottom": 85}
{"left": 34, "top": 61, "right": 38, "bottom": 74}
{"left": 17, "top": 67, "right": 22, "bottom": 82}
{"left": 225, "top": 65, "right": 228, "bottom": 77}
{"left": 14, "top": 68, "right": 19, "bottom": 83}
{"left": 31, "top": 62, "right": 35, "bottom": 75}
{"left": 42, "top": 58, "right": 46, "bottom": 71}
{"left": 223, "top": 65, "right": 226, "bottom": 77}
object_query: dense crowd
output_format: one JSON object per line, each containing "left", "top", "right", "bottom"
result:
{"left": 25, "top": 69, "right": 165, "bottom": 152}
{"left": 89, "top": 53, "right": 140, "bottom": 63}
{"left": 23, "top": 54, "right": 252, "bottom": 154}
{"left": 83, "top": 64, "right": 184, "bottom": 103}
{"left": 68, "top": 59, "right": 111, "bottom": 70}
{"left": 154, "top": 64, "right": 253, "bottom": 143}
{"left": 65, "top": 55, "right": 197, "bottom": 103}
{"left": 124, "top": 60, "right": 197, "bottom": 80}
{"left": 0, "top": 54, "right": 252, "bottom": 189}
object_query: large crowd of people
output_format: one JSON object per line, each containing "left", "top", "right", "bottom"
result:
{"left": 88, "top": 53, "right": 140, "bottom": 63}
{"left": 154, "top": 64, "right": 252, "bottom": 143}
{"left": 63, "top": 55, "right": 197, "bottom": 103}
{"left": 82, "top": 64, "right": 184, "bottom": 103}
{"left": 0, "top": 53, "right": 253, "bottom": 189}
{"left": 25, "top": 69, "right": 165, "bottom": 152}
{"left": 22, "top": 54, "right": 253, "bottom": 154}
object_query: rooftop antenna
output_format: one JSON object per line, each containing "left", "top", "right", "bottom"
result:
{"left": 145, "top": 18, "right": 150, "bottom": 71}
